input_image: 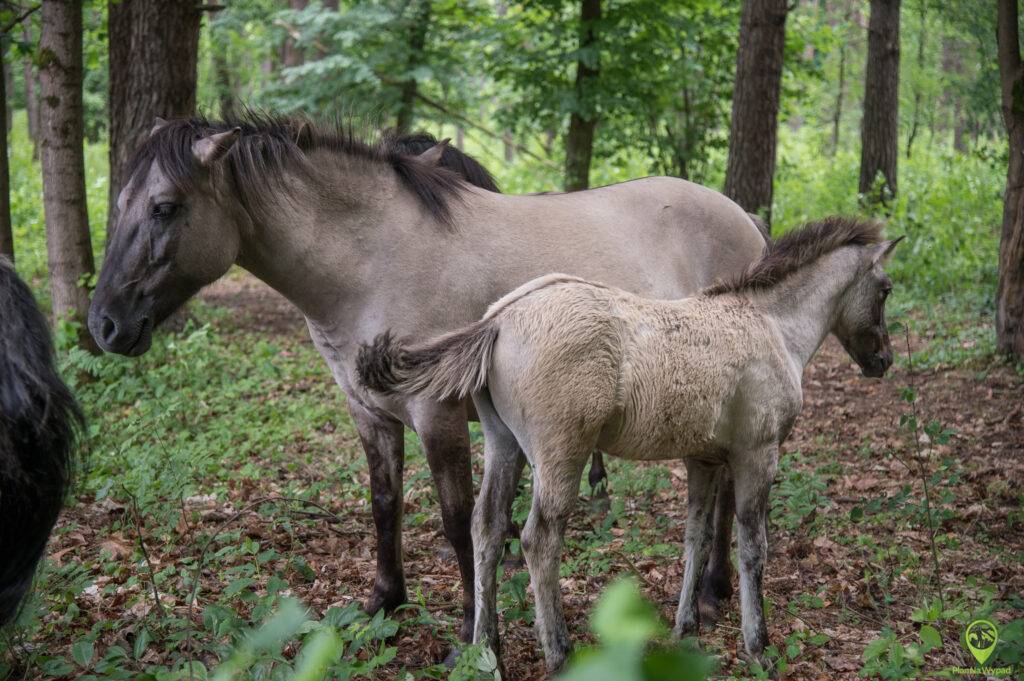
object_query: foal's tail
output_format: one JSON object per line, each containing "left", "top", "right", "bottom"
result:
{"left": 0, "top": 257, "right": 83, "bottom": 626}
{"left": 356, "top": 320, "right": 500, "bottom": 401}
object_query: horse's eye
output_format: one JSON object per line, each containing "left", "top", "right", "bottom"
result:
{"left": 152, "top": 203, "right": 178, "bottom": 221}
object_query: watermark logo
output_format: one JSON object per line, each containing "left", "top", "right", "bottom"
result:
{"left": 947, "top": 619, "right": 1014, "bottom": 677}
{"left": 964, "top": 619, "right": 998, "bottom": 666}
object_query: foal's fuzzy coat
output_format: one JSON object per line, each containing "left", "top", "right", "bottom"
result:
{"left": 359, "top": 217, "right": 899, "bottom": 672}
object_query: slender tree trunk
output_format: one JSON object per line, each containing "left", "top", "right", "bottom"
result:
{"left": 39, "top": 0, "right": 97, "bottom": 352}
{"left": 0, "top": 47, "right": 12, "bottom": 262}
{"left": 395, "top": 0, "right": 432, "bottom": 134}
{"left": 723, "top": 0, "right": 789, "bottom": 227}
{"left": 942, "top": 37, "right": 967, "bottom": 152}
{"left": 455, "top": 125, "right": 464, "bottom": 150}
{"left": 996, "top": 0, "right": 1024, "bottom": 359}
{"left": 564, "top": 0, "right": 600, "bottom": 192}
{"left": 3, "top": 59, "right": 10, "bottom": 134}
{"left": 858, "top": 0, "right": 900, "bottom": 207}
{"left": 831, "top": 39, "right": 847, "bottom": 156}
{"left": 107, "top": 0, "right": 200, "bottom": 236}
{"left": 213, "top": 39, "right": 235, "bottom": 119}
{"left": 282, "top": 0, "right": 308, "bottom": 68}
{"left": 905, "top": 0, "right": 926, "bottom": 159}
{"left": 24, "top": 26, "right": 40, "bottom": 159}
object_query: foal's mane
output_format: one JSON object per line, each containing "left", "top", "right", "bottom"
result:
{"left": 125, "top": 112, "right": 491, "bottom": 226}
{"left": 704, "top": 216, "right": 884, "bottom": 296}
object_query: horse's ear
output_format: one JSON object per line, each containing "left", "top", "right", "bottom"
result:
{"left": 872, "top": 235, "right": 905, "bottom": 265}
{"left": 192, "top": 128, "right": 241, "bottom": 167}
{"left": 414, "top": 138, "right": 450, "bottom": 166}
{"left": 150, "top": 117, "right": 169, "bottom": 137}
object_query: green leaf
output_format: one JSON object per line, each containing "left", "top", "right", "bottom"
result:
{"left": 73, "top": 640, "right": 95, "bottom": 668}
{"left": 919, "top": 625, "right": 942, "bottom": 652}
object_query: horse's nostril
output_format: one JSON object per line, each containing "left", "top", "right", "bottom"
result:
{"left": 100, "top": 316, "right": 118, "bottom": 344}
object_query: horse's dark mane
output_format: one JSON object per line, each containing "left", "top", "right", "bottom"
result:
{"left": 0, "top": 257, "right": 83, "bottom": 625}
{"left": 704, "top": 216, "right": 884, "bottom": 296}
{"left": 125, "top": 112, "right": 497, "bottom": 226}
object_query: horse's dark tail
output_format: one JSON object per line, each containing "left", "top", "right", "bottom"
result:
{"left": 356, "top": 320, "right": 500, "bottom": 401}
{"left": 0, "top": 257, "right": 83, "bottom": 626}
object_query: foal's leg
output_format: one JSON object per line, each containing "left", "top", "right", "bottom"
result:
{"left": 522, "top": 447, "right": 589, "bottom": 673}
{"left": 588, "top": 451, "right": 608, "bottom": 497}
{"left": 731, "top": 449, "right": 777, "bottom": 667}
{"left": 699, "top": 468, "right": 735, "bottom": 622}
{"left": 412, "top": 403, "right": 477, "bottom": 643}
{"left": 348, "top": 399, "right": 408, "bottom": 615}
{"left": 471, "top": 394, "right": 526, "bottom": 655}
{"left": 673, "top": 459, "right": 720, "bottom": 638}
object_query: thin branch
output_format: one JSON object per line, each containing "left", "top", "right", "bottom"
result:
{"left": 123, "top": 487, "right": 168, "bottom": 622}
{"left": 0, "top": 3, "right": 39, "bottom": 35}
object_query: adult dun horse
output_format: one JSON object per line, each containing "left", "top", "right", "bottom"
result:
{"left": 358, "top": 218, "right": 901, "bottom": 671}
{"left": 0, "top": 258, "right": 83, "bottom": 625}
{"left": 87, "top": 114, "right": 765, "bottom": 642}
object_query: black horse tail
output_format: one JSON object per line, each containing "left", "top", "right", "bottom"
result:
{"left": 0, "top": 257, "right": 83, "bottom": 626}
{"left": 392, "top": 131, "right": 501, "bottom": 193}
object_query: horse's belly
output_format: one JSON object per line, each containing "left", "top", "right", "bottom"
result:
{"left": 599, "top": 399, "right": 722, "bottom": 462}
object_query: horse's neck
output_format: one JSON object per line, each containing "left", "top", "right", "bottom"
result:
{"left": 233, "top": 154, "right": 428, "bottom": 324}
{"left": 753, "top": 249, "right": 860, "bottom": 370}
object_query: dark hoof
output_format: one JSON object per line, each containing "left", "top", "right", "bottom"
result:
{"left": 443, "top": 646, "right": 462, "bottom": 668}
{"left": 364, "top": 582, "right": 407, "bottom": 615}
{"left": 588, "top": 489, "right": 611, "bottom": 516}
{"left": 674, "top": 619, "right": 700, "bottom": 639}
{"left": 697, "top": 590, "right": 728, "bottom": 625}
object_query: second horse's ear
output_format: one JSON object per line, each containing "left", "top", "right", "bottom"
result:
{"left": 414, "top": 138, "right": 450, "bottom": 166}
{"left": 872, "top": 235, "right": 905, "bottom": 265}
{"left": 192, "top": 128, "right": 241, "bottom": 167}
{"left": 150, "top": 117, "right": 169, "bottom": 137}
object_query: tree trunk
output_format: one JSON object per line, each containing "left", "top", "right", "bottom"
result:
{"left": 996, "top": 0, "right": 1024, "bottom": 359}
{"left": 564, "top": 0, "right": 600, "bottom": 192}
{"left": 858, "top": 0, "right": 900, "bottom": 208}
{"left": 282, "top": 0, "right": 308, "bottom": 68}
{"left": 3, "top": 59, "right": 10, "bottom": 134}
{"left": 831, "top": 40, "right": 846, "bottom": 156}
{"left": 395, "top": 0, "right": 432, "bottom": 134}
{"left": 213, "top": 38, "right": 235, "bottom": 119}
{"left": 942, "top": 37, "right": 967, "bottom": 153}
{"left": 39, "top": 0, "right": 97, "bottom": 352}
{"left": 24, "top": 26, "right": 40, "bottom": 159}
{"left": 107, "top": 0, "right": 200, "bottom": 237}
{"left": 905, "top": 0, "right": 926, "bottom": 159}
{"left": 723, "top": 0, "right": 789, "bottom": 226}
{"left": 0, "top": 47, "right": 12, "bottom": 262}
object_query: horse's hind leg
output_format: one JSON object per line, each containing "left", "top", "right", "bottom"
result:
{"left": 471, "top": 392, "right": 526, "bottom": 656}
{"left": 522, "top": 445, "right": 589, "bottom": 673}
{"left": 348, "top": 399, "right": 408, "bottom": 616}
{"left": 699, "top": 469, "right": 735, "bottom": 622}
{"left": 412, "top": 403, "right": 477, "bottom": 643}
{"left": 731, "top": 448, "right": 777, "bottom": 668}
{"left": 674, "top": 459, "right": 719, "bottom": 638}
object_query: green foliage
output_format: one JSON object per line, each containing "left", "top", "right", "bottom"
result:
{"left": 558, "top": 579, "right": 713, "bottom": 681}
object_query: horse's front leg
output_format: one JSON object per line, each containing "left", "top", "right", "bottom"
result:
{"left": 411, "top": 401, "right": 477, "bottom": 643}
{"left": 731, "top": 447, "right": 777, "bottom": 670}
{"left": 348, "top": 399, "right": 408, "bottom": 615}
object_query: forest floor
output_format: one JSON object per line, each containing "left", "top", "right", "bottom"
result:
{"left": 31, "top": 274, "right": 1024, "bottom": 681}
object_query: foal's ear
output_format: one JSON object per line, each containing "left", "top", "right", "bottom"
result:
{"left": 414, "top": 138, "right": 450, "bottom": 166}
{"left": 150, "top": 117, "right": 169, "bottom": 137}
{"left": 872, "top": 235, "right": 905, "bottom": 265}
{"left": 192, "top": 128, "right": 241, "bottom": 168}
